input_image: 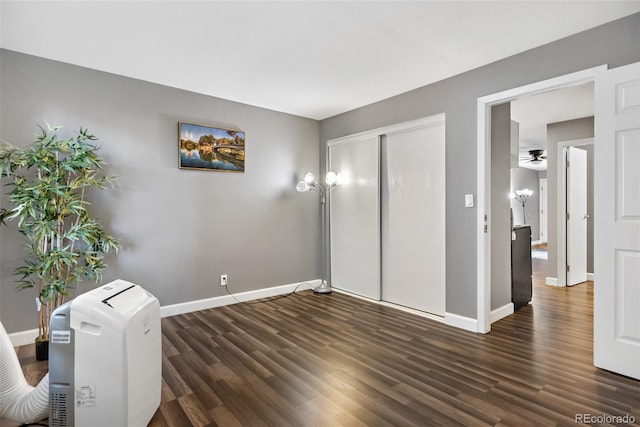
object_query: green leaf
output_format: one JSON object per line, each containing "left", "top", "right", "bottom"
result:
{"left": 2, "top": 123, "right": 120, "bottom": 328}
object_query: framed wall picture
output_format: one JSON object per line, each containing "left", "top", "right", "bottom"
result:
{"left": 178, "top": 122, "right": 245, "bottom": 172}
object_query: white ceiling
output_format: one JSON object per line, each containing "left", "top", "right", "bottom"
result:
{"left": 1, "top": 1, "right": 638, "bottom": 120}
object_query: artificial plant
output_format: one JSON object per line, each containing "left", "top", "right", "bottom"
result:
{"left": 0, "top": 124, "right": 119, "bottom": 342}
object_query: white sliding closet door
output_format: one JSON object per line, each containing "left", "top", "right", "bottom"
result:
{"left": 381, "top": 122, "right": 446, "bottom": 316}
{"left": 329, "top": 136, "right": 380, "bottom": 299}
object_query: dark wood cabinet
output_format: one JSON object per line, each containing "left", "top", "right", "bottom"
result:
{"left": 511, "top": 225, "right": 532, "bottom": 309}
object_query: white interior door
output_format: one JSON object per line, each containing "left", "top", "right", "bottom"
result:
{"left": 594, "top": 62, "right": 640, "bottom": 380}
{"left": 329, "top": 135, "right": 380, "bottom": 300}
{"left": 567, "top": 147, "right": 587, "bottom": 286}
{"left": 539, "top": 178, "right": 547, "bottom": 243}
{"left": 381, "top": 123, "right": 446, "bottom": 316}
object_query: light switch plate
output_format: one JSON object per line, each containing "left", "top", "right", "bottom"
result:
{"left": 465, "top": 194, "right": 474, "bottom": 208}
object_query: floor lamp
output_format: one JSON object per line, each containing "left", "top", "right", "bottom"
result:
{"left": 510, "top": 188, "right": 533, "bottom": 224}
{"left": 296, "top": 171, "right": 341, "bottom": 294}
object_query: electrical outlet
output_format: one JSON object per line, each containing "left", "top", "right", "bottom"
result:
{"left": 220, "top": 274, "right": 228, "bottom": 286}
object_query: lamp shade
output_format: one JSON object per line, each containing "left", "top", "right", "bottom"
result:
{"left": 304, "top": 172, "right": 315, "bottom": 185}
{"left": 296, "top": 181, "right": 310, "bottom": 192}
{"left": 325, "top": 171, "right": 337, "bottom": 185}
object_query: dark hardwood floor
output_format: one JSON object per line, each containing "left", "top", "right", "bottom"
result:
{"left": 13, "top": 255, "right": 640, "bottom": 426}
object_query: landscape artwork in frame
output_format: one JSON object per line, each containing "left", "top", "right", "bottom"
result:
{"left": 179, "top": 122, "right": 245, "bottom": 172}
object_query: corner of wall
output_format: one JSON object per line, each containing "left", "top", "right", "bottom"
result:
{"left": 444, "top": 312, "right": 478, "bottom": 333}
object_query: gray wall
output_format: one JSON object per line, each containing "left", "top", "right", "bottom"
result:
{"left": 490, "top": 103, "right": 511, "bottom": 311}
{"left": 546, "top": 117, "right": 594, "bottom": 281}
{"left": 2, "top": 13, "right": 636, "bottom": 330}
{"left": 320, "top": 13, "right": 640, "bottom": 319}
{"left": 510, "top": 167, "right": 541, "bottom": 240}
{"left": 0, "top": 50, "right": 321, "bottom": 333}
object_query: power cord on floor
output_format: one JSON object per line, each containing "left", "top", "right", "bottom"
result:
{"left": 223, "top": 282, "right": 310, "bottom": 305}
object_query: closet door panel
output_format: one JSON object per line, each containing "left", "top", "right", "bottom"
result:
{"left": 329, "top": 136, "right": 380, "bottom": 299}
{"left": 381, "top": 122, "right": 445, "bottom": 316}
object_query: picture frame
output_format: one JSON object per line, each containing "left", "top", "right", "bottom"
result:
{"left": 178, "top": 122, "right": 245, "bottom": 172}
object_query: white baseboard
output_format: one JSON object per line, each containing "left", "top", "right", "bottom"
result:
{"left": 490, "top": 302, "right": 514, "bottom": 324}
{"left": 9, "top": 280, "right": 320, "bottom": 346}
{"left": 8, "top": 328, "right": 40, "bottom": 347}
{"left": 159, "top": 279, "right": 320, "bottom": 318}
{"left": 546, "top": 277, "right": 560, "bottom": 286}
{"left": 332, "top": 288, "right": 445, "bottom": 324}
{"left": 546, "top": 274, "right": 594, "bottom": 287}
{"left": 444, "top": 312, "right": 478, "bottom": 333}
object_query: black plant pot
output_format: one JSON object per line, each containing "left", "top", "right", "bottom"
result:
{"left": 35, "top": 338, "right": 49, "bottom": 361}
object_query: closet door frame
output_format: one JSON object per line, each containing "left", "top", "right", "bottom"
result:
{"left": 327, "top": 113, "right": 445, "bottom": 302}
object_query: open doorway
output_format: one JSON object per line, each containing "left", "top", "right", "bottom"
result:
{"left": 476, "top": 65, "right": 605, "bottom": 333}
{"left": 480, "top": 62, "right": 640, "bottom": 380}
{"left": 510, "top": 83, "right": 594, "bottom": 292}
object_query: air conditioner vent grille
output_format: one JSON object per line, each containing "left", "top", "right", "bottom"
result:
{"left": 50, "top": 391, "right": 68, "bottom": 427}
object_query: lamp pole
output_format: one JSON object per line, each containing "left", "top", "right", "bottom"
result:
{"left": 318, "top": 191, "right": 330, "bottom": 294}
{"left": 296, "top": 171, "right": 340, "bottom": 294}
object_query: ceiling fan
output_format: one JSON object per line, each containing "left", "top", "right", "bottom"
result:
{"left": 520, "top": 149, "right": 547, "bottom": 163}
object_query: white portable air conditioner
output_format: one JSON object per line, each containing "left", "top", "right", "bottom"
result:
{"left": 48, "top": 280, "right": 161, "bottom": 427}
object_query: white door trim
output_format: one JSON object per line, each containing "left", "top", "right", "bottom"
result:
{"left": 327, "top": 113, "right": 446, "bottom": 147}
{"left": 557, "top": 138, "right": 593, "bottom": 287}
{"left": 476, "top": 65, "right": 606, "bottom": 333}
{"left": 539, "top": 178, "right": 548, "bottom": 244}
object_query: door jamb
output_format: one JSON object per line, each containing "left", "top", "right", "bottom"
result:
{"left": 539, "top": 178, "right": 547, "bottom": 244}
{"left": 476, "top": 65, "right": 606, "bottom": 333}
{"left": 557, "top": 138, "right": 593, "bottom": 288}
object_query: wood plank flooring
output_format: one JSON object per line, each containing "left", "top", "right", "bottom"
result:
{"left": 13, "top": 256, "right": 640, "bottom": 426}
